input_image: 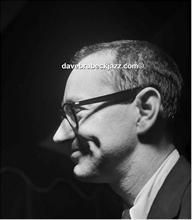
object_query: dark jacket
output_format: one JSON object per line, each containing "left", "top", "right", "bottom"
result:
{"left": 148, "top": 156, "right": 191, "bottom": 219}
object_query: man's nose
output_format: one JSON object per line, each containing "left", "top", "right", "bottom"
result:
{"left": 53, "top": 118, "right": 75, "bottom": 142}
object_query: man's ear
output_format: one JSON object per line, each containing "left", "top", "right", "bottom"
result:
{"left": 135, "top": 87, "right": 162, "bottom": 134}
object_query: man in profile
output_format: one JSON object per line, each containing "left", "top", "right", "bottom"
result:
{"left": 53, "top": 40, "right": 191, "bottom": 219}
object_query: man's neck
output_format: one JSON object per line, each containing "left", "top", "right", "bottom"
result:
{"left": 109, "top": 141, "right": 175, "bottom": 207}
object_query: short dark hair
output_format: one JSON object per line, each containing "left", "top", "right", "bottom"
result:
{"left": 72, "top": 40, "right": 183, "bottom": 118}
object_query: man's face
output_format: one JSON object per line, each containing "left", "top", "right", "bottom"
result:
{"left": 53, "top": 52, "right": 138, "bottom": 183}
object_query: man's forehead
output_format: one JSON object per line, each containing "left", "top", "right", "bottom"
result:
{"left": 64, "top": 52, "right": 115, "bottom": 102}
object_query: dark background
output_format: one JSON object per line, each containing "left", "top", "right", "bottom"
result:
{"left": 1, "top": 1, "right": 191, "bottom": 218}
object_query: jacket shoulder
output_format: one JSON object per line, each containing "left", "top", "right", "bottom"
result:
{"left": 148, "top": 156, "right": 191, "bottom": 219}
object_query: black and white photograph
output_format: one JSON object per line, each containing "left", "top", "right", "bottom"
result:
{"left": 1, "top": 1, "right": 191, "bottom": 219}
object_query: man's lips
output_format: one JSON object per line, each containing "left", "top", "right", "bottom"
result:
{"left": 71, "top": 136, "right": 94, "bottom": 155}
{"left": 71, "top": 146, "right": 80, "bottom": 153}
{"left": 70, "top": 142, "right": 90, "bottom": 163}
{"left": 71, "top": 142, "right": 90, "bottom": 155}
{"left": 71, "top": 150, "right": 82, "bottom": 163}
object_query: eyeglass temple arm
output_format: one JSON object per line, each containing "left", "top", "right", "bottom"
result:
{"left": 74, "top": 88, "right": 141, "bottom": 106}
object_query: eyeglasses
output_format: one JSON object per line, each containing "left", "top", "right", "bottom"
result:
{"left": 60, "top": 87, "right": 145, "bottom": 131}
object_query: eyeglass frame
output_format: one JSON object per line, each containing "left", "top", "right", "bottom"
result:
{"left": 60, "top": 85, "right": 159, "bottom": 131}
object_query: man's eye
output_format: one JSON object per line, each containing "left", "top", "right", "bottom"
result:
{"left": 75, "top": 107, "right": 87, "bottom": 121}
{"left": 74, "top": 106, "right": 87, "bottom": 113}
{"left": 74, "top": 107, "right": 82, "bottom": 114}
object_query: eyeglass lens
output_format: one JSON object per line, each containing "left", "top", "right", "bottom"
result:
{"left": 63, "top": 104, "right": 77, "bottom": 128}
